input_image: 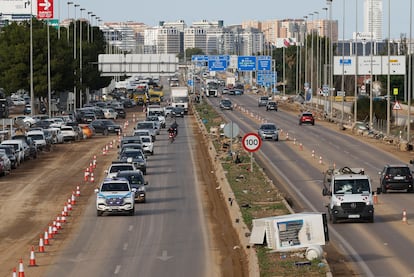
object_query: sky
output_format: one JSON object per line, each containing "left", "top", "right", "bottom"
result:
{"left": 48, "top": 0, "right": 414, "bottom": 40}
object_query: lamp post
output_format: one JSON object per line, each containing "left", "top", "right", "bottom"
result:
{"left": 73, "top": 3, "right": 79, "bottom": 110}
{"left": 341, "top": 0, "right": 345, "bottom": 124}
{"left": 386, "top": 0, "right": 391, "bottom": 135}
{"left": 28, "top": 1, "right": 34, "bottom": 115}
{"left": 67, "top": 2, "right": 73, "bottom": 44}
{"left": 309, "top": 12, "right": 314, "bottom": 98}
{"left": 323, "top": 7, "right": 328, "bottom": 113}
{"left": 304, "top": 16, "right": 308, "bottom": 88}
{"left": 314, "top": 11, "right": 319, "bottom": 99}
{"left": 80, "top": 8, "right": 84, "bottom": 108}
{"left": 328, "top": 0, "right": 333, "bottom": 118}
{"left": 91, "top": 14, "right": 96, "bottom": 42}
{"left": 87, "top": 11, "right": 92, "bottom": 43}
{"left": 354, "top": 0, "right": 358, "bottom": 124}
{"left": 408, "top": 0, "right": 412, "bottom": 142}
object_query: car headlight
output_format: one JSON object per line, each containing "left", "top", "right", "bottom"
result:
{"left": 108, "top": 126, "right": 114, "bottom": 130}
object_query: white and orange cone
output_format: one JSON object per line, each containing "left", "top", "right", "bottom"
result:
{"left": 29, "top": 246, "right": 36, "bottom": 266}
{"left": 402, "top": 209, "right": 408, "bottom": 224}
{"left": 44, "top": 231, "right": 49, "bottom": 245}
{"left": 18, "top": 259, "right": 24, "bottom": 277}
{"left": 38, "top": 236, "right": 45, "bottom": 253}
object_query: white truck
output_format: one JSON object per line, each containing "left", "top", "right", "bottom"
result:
{"left": 226, "top": 76, "right": 236, "bottom": 88}
{"left": 95, "top": 178, "right": 136, "bottom": 216}
{"left": 322, "top": 166, "right": 374, "bottom": 223}
{"left": 205, "top": 79, "right": 219, "bottom": 97}
{"left": 171, "top": 87, "right": 189, "bottom": 113}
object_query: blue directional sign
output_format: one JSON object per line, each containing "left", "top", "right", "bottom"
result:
{"left": 339, "top": 58, "right": 352, "bottom": 65}
{"left": 187, "top": 79, "right": 194, "bottom": 87}
{"left": 257, "top": 71, "right": 276, "bottom": 86}
{"left": 237, "top": 56, "right": 257, "bottom": 71}
{"left": 208, "top": 55, "right": 228, "bottom": 71}
{"left": 257, "top": 56, "right": 272, "bottom": 71}
{"left": 191, "top": 55, "right": 208, "bottom": 62}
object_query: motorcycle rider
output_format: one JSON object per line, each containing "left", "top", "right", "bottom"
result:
{"left": 170, "top": 120, "right": 178, "bottom": 136}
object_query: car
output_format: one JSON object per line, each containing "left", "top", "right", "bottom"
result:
{"left": 1, "top": 140, "right": 25, "bottom": 165}
{"left": 0, "top": 152, "right": 11, "bottom": 175}
{"left": 26, "top": 130, "right": 47, "bottom": 150}
{"left": 94, "top": 178, "right": 136, "bottom": 216}
{"left": 135, "top": 121, "right": 157, "bottom": 140}
{"left": 140, "top": 135, "right": 154, "bottom": 155}
{"left": 14, "top": 116, "right": 37, "bottom": 128}
{"left": 47, "top": 127, "right": 64, "bottom": 144}
{"left": 146, "top": 115, "right": 162, "bottom": 131}
{"left": 266, "top": 101, "right": 278, "bottom": 111}
{"left": 258, "top": 123, "right": 279, "bottom": 141}
{"left": 60, "top": 125, "right": 78, "bottom": 142}
{"left": 171, "top": 107, "right": 185, "bottom": 118}
{"left": 11, "top": 135, "right": 37, "bottom": 160}
{"left": 116, "top": 170, "right": 148, "bottom": 203}
{"left": 119, "top": 149, "right": 147, "bottom": 175}
{"left": 79, "top": 124, "right": 95, "bottom": 139}
{"left": 164, "top": 106, "right": 174, "bottom": 117}
{"left": 23, "top": 104, "right": 32, "bottom": 115}
{"left": 114, "top": 107, "right": 126, "bottom": 119}
{"left": 299, "top": 112, "right": 315, "bottom": 125}
{"left": 91, "top": 119, "right": 122, "bottom": 135}
{"left": 0, "top": 145, "right": 19, "bottom": 168}
{"left": 102, "top": 108, "right": 118, "bottom": 119}
{"left": 133, "top": 129, "right": 152, "bottom": 139}
{"left": 105, "top": 162, "right": 137, "bottom": 179}
{"left": 258, "top": 96, "right": 269, "bottom": 107}
{"left": 379, "top": 164, "right": 414, "bottom": 193}
{"left": 219, "top": 99, "right": 233, "bottom": 110}
{"left": 222, "top": 88, "right": 229, "bottom": 95}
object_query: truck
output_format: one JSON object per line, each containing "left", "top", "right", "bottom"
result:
{"left": 205, "top": 80, "right": 219, "bottom": 97}
{"left": 322, "top": 166, "right": 374, "bottom": 223}
{"left": 171, "top": 87, "right": 189, "bottom": 113}
{"left": 225, "top": 76, "right": 236, "bottom": 88}
{"left": 95, "top": 178, "right": 136, "bottom": 216}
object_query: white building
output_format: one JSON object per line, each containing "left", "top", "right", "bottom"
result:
{"left": 364, "top": 0, "right": 383, "bottom": 41}
{"left": 184, "top": 27, "right": 207, "bottom": 54}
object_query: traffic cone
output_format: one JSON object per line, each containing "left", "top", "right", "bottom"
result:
{"left": 12, "top": 267, "right": 17, "bottom": 277}
{"left": 299, "top": 143, "right": 303, "bottom": 151}
{"left": 76, "top": 186, "right": 81, "bottom": 197}
{"left": 48, "top": 225, "right": 53, "bottom": 239}
{"left": 18, "top": 259, "right": 24, "bottom": 277}
{"left": 52, "top": 225, "right": 58, "bottom": 235}
{"left": 312, "top": 150, "right": 315, "bottom": 158}
{"left": 61, "top": 214, "right": 66, "bottom": 223}
{"left": 29, "top": 246, "right": 37, "bottom": 266}
{"left": 90, "top": 172, "right": 95, "bottom": 183}
{"left": 84, "top": 168, "right": 89, "bottom": 182}
{"left": 102, "top": 147, "right": 106, "bottom": 155}
{"left": 319, "top": 156, "right": 323, "bottom": 164}
{"left": 402, "top": 209, "right": 408, "bottom": 224}
{"left": 293, "top": 138, "right": 296, "bottom": 145}
{"left": 38, "top": 236, "right": 45, "bottom": 253}
{"left": 56, "top": 221, "right": 62, "bottom": 230}
{"left": 110, "top": 141, "right": 113, "bottom": 149}
{"left": 67, "top": 202, "right": 72, "bottom": 211}
{"left": 44, "top": 231, "right": 49, "bottom": 245}
{"left": 373, "top": 191, "right": 378, "bottom": 205}
{"left": 71, "top": 192, "right": 76, "bottom": 205}
{"left": 93, "top": 158, "right": 97, "bottom": 169}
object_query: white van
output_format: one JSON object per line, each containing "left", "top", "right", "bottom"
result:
{"left": 27, "top": 130, "right": 47, "bottom": 150}
{"left": 1, "top": 139, "right": 25, "bottom": 164}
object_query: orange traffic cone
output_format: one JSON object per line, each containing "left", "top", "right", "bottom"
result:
{"left": 90, "top": 172, "right": 95, "bottom": 183}
{"left": 373, "top": 192, "right": 378, "bottom": 205}
{"left": 48, "top": 225, "right": 53, "bottom": 239}
{"left": 67, "top": 202, "right": 72, "bottom": 211}
{"left": 84, "top": 168, "right": 89, "bottom": 182}
{"left": 18, "top": 258, "right": 24, "bottom": 277}
{"left": 102, "top": 147, "right": 106, "bottom": 155}
{"left": 38, "top": 236, "right": 45, "bottom": 253}
{"left": 44, "top": 231, "right": 49, "bottom": 245}
{"left": 71, "top": 193, "right": 76, "bottom": 205}
{"left": 12, "top": 267, "right": 17, "bottom": 277}
{"left": 402, "top": 209, "right": 408, "bottom": 224}
{"left": 29, "top": 246, "right": 37, "bottom": 266}
{"left": 76, "top": 185, "right": 81, "bottom": 197}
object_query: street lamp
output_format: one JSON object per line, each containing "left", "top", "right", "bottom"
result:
{"left": 341, "top": 0, "right": 346, "bottom": 124}
{"left": 314, "top": 11, "right": 320, "bottom": 98}
{"left": 80, "top": 8, "right": 84, "bottom": 108}
{"left": 87, "top": 11, "right": 92, "bottom": 43}
{"left": 354, "top": 0, "right": 358, "bottom": 124}
{"left": 327, "top": 0, "right": 333, "bottom": 119}
{"left": 386, "top": 0, "right": 391, "bottom": 135}
{"left": 408, "top": 0, "right": 412, "bottom": 141}
{"left": 73, "top": 3, "right": 79, "bottom": 110}
{"left": 67, "top": 1, "right": 73, "bottom": 44}
{"left": 309, "top": 12, "right": 314, "bottom": 99}
{"left": 27, "top": 0, "right": 34, "bottom": 116}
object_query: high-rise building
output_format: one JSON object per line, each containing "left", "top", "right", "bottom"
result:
{"left": 364, "top": 0, "right": 383, "bottom": 41}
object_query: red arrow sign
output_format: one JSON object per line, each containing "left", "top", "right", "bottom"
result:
{"left": 37, "top": 0, "right": 54, "bottom": 19}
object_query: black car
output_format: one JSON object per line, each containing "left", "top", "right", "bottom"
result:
{"left": 379, "top": 164, "right": 413, "bottom": 193}
{"left": 91, "top": 119, "right": 122, "bottom": 135}
{"left": 219, "top": 99, "right": 233, "bottom": 110}
{"left": 114, "top": 107, "right": 126, "bottom": 119}
{"left": 119, "top": 149, "right": 147, "bottom": 175}
{"left": 266, "top": 101, "right": 278, "bottom": 111}
{"left": 172, "top": 107, "right": 185, "bottom": 118}
{"left": 116, "top": 170, "right": 148, "bottom": 203}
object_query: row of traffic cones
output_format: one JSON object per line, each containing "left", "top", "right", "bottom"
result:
{"left": 10, "top": 143, "right": 110, "bottom": 275}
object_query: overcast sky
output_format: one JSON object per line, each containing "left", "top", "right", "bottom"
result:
{"left": 58, "top": 0, "right": 411, "bottom": 39}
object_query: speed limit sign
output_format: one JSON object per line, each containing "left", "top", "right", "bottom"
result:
{"left": 242, "top": 133, "right": 262, "bottom": 152}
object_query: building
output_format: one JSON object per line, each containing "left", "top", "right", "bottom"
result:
{"left": 364, "top": 0, "right": 383, "bottom": 41}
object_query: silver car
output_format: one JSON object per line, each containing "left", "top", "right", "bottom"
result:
{"left": 258, "top": 123, "right": 279, "bottom": 141}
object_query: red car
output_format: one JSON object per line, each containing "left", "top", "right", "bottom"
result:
{"left": 299, "top": 112, "right": 315, "bottom": 125}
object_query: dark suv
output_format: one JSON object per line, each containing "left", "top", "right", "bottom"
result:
{"left": 379, "top": 164, "right": 413, "bottom": 193}
{"left": 91, "top": 119, "right": 122, "bottom": 135}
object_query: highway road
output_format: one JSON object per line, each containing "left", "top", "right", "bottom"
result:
{"left": 209, "top": 93, "right": 414, "bottom": 277}
{"left": 43, "top": 115, "right": 212, "bottom": 277}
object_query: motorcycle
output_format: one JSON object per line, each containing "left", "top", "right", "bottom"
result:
{"left": 168, "top": 131, "right": 175, "bottom": 143}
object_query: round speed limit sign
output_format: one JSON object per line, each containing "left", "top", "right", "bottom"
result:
{"left": 242, "top": 133, "right": 262, "bottom": 152}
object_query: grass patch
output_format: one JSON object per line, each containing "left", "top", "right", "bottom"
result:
{"left": 193, "top": 99, "right": 329, "bottom": 276}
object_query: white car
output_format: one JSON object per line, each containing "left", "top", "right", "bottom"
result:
{"left": 14, "top": 116, "right": 37, "bottom": 128}
{"left": 102, "top": 108, "right": 118, "bottom": 119}
{"left": 105, "top": 162, "right": 137, "bottom": 179}
{"left": 47, "top": 127, "right": 64, "bottom": 144}
{"left": 140, "top": 135, "right": 154, "bottom": 155}
{"left": 26, "top": 130, "right": 47, "bottom": 150}
{"left": 94, "top": 179, "right": 136, "bottom": 216}
{"left": 60, "top": 125, "right": 77, "bottom": 142}
{"left": 164, "top": 106, "right": 174, "bottom": 117}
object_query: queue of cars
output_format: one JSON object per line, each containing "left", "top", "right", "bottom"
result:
{"left": 96, "top": 105, "right": 174, "bottom": 216}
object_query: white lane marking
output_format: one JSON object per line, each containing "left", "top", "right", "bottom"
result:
{"left": 123, "top": 243, "right": 128, "bottom": 251}
{"left": 128, "top": 225, "right": 133, "bottom": 231}
{"left": 114, "top": 265, "right": 121, "bottom": 275}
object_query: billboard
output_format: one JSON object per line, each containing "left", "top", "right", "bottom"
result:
{"left": 275, "top": 38, "right": 297, "bottom": 48}
{"left": 0, "top": 0, "right": 33, "bottom": 14}
{"left": 237, "top": 56, "right": 256, "bottom": 71}
{"left": 333, "top": 55, "right": 406, "bottom": 75}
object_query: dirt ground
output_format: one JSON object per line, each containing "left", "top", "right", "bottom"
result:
{"left": 0, "top": 107, "right": 247, "bottom": 277}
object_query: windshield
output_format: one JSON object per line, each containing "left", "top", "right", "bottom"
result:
{"left": 172, "top": 96, "right": 188, "bottom": 103}
{"left": 334, "top": 179, "right": 370, "bottom": 194}
{"left": 136, "top": 123, "right": 153, "bottom": 129}
{"left": 109, "top": 165, "right": 134, "bottom": 173}
{"left": 101, "top": 182, "right": 129, "bottom": 192}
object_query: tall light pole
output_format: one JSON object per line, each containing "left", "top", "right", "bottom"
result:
{"left": 87, "top": 11, "right": 92, "bottom": 43}
{"left": 328, "top": 0, "right": 333, "bottom": 119}
{"left": 386, "top": 0, "right": 391, "bottom": 135}
{"left": 47, "top": 18, "right": 51, "bottom": 117}
{"left": 67, "top": 1, "right": 73, "bottom": 44}
{"left": 80, "top": 8, "right": 84, "bottom": 108}
{"left": 408, "top": 0, "right": 412, "bottom": 142}
{"left": 341, "top": 0, "right": 345, "bottom": 124}
{"left": 27, "top": 0, "right": 34, "bottom": 116}
{"left": 314, "top": 11, "right": 320, "bottom": 99}
{"left": 354, "top": 0, "right": 358, "bottom": 124}
{"left": 73, "top": 3, "right": 79, "bottom": 110}
{"left": 304, "top": 15, "right": 308, "bottom": 88}
{"left": 369, "top": 0, "right": 374, "bottom": 128}
{"left": 309, "top": 12, "right": 314, "bottom": 98}
{"left": 91, "top": 14, "right": 96, "bottom": 42}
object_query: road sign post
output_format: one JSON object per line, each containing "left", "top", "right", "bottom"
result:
{"left": 242, "top": 133, "right": 262, "bottom": 172}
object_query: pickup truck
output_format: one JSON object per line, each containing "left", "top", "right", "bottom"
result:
{"left": 95, "top": 178, "right": 136, "bottom": 216}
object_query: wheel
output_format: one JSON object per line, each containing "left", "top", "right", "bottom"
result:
{"left": 331, "top": 214, "right": 337, "bottom": 224}
{"left": 97, "top": 210, "right": 103, "bottom": 216}
{"left": 382, "top": 184, "right": 387, "bottom": 193}
{"left": 103, "top": 129, "right": 109, "bottom": 136}
{"left": 368, "top": 216, "right": 374, "bottom": 223}
{"left": 274, "top": 136, "right": 279, "bottom": 141}
{"left": 129, "top": 207, "right": 135, "bottom": 216}
{"left": 143, "top": 170, "right": 147, "bottom": 175}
